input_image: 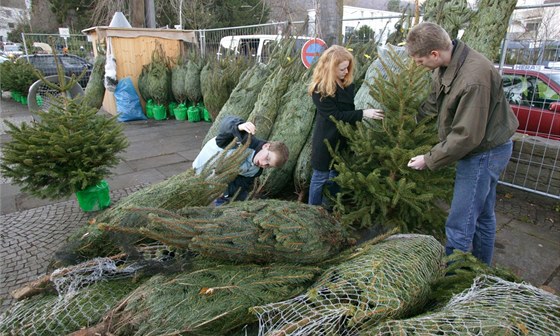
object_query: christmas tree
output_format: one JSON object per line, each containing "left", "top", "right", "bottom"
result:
{"left": 0, "top": 57, "right": 127, "bottom": 200}
{"left": 329, "top": 47, "right": 454, "bottom": 237}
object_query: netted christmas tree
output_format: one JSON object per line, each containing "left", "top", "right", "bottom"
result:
{"left": 253, "top": 234, "right": 445, "bottom": 335}
{"left": 100, "top": 199, "right": 352, "bottom": 265}
{"left": 422, "top": 0, "right": 475, "bottom": 40}
{"left": 367, "top": 275, "right": 560, "bottom": 335}
{"left": 92, "top": 259, "right": 323, "bottom": 336}
{"left": 330, "top": 47, "right": 454, "bottom": 236}
{"left": 422, "top": 0, "right": 517, "bottom": 61}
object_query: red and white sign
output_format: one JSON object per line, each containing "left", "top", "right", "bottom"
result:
{"left": 301, "top": 38, "right": 327, "bottom": 69}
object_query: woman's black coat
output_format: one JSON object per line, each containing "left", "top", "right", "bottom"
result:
{"left": 310, "top": 83, "right": 364, "bottom": 171}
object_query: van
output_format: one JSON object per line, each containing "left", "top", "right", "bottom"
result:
{"left": 217, "top": 34, "right": 278, "bottom": 63}
{"left": 217, "top": 34, "right": 314, "bottom": 63}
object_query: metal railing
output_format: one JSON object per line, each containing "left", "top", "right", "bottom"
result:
{"left": 20, "top": 33, "right": 94, "bottom": 62}
{"left": 497, "top": 3, "right": 560, "bottom": 199}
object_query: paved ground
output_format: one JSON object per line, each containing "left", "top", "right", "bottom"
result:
{"left": 1, "top": 92, "right": 559, "bottom": 313}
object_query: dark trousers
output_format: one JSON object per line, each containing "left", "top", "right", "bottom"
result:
{"left": 225, "top": 175, "right": 255, "bottom": 201}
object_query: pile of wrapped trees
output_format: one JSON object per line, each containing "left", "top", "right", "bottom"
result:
{"left": 137, "top": 43, "right": 248, "bottom": 120}
{"left": 3, "top": 224, "right": 558, "bottom": 335}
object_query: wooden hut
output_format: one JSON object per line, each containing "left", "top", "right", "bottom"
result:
{"left": 82, "top": 26, "right": 197, "bottom": 115}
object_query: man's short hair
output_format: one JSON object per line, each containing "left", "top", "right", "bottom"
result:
{"left": 406, "top": 22, "right": 452, "bottom": 57}
{"left": 268, "top": 141, "right": 289, "bottom": 167}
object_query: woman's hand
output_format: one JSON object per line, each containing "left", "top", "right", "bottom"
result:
{"left": 363, "top": 109, "right": 384, "bottom": 120}
{"left": 238, "top": 122, "right": 256, "bottom": 134}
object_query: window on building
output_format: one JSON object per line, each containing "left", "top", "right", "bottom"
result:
{"left": 526, "top": 22, "right": 540, "bottom": 32}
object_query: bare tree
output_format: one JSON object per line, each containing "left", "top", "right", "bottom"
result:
{"left": 516, "top": 6, "right": 560, "bottom": 64}
{"left": 167, "top": 0, "right": 216, "bottom": 29}
{"left": 90, "top": 0, "right": 130, "bottom": 27}
{"left": 264, "top": 0, "right": 310, "bottom": 22}
{"left": 316, "top": 0, "right": 342, "bottom": 45}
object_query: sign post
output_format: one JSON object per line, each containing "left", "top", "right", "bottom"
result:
{"left": 301, "top": 38, "right": 327, "bottom": 69}
{"left": 59, "top": 28, "right": 70, "bottom": 49}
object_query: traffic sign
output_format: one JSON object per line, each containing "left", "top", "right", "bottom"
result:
{"left": 301, "top": 38, "right": 327, "bottom": 69}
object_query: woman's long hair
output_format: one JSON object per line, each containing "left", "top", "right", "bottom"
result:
{"left": 308, "top": 45, "right": 355, "bottom": 99}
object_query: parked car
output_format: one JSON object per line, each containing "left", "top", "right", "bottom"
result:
{"left": 2, "top": 42, "right": 23, "bottom": 58}
{"left": 502, "top": 67, "right": 560, "bottom": 140}
{"left": 17, "top": 54, "right": 92, "bottom": 88}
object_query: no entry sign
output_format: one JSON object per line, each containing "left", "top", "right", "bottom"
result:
{"left": 301, "top": 38, "right": 327, "bottom": 68}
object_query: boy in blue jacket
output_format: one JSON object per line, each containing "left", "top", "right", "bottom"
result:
{"left": 193, "top": 116, "right": 289, "bottom": 205}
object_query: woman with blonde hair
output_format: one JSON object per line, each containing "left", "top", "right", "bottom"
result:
{"left": 307, "top": 45, "right": 384, "bottom": 206}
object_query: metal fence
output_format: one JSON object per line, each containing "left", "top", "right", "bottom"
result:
{"left": 497, "top": 3, "right": 560, "bottom": 199}
{"left": 20, "top": 33, "right": 94, "bottom": 62}
{"left": 193, "top": 15, "right": 405, "bottom": 60}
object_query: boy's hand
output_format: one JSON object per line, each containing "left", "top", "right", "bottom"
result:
{"left": 238, "top": 122, "right": 256, "bottom": 134}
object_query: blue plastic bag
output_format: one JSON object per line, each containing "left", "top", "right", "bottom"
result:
{"left": 114, "top": 77, "right": 147, "bottom": 122}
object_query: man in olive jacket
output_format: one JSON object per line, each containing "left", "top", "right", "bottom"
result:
{"left": 405, "top": 22, "right": 519, "bottom": 265}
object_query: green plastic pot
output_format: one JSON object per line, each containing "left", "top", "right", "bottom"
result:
{"left": 20, "top": 96, "right": 28, "bottom": 105}
{"left": 146, "top": 99, "right": 154, "bottom": 118}
{"left": 187, "top": 106, "right": 201, "bottom": 122}
{"left": 196, "top": 102, "right": 211, "bottom": 122}
{"left": 12, "top": 91, "right": 22, "bottom": 103}
{"left": 168, "top": 102, "right": 177, "bottom": 117}
{"left": 153, "top": 104, "right": 167, "bottom": 120}
{"left": 174, "top": 104, "right": 187, "bottom": 121}
{"left": 75, "top": 180, "right": 111, "bottom": 212}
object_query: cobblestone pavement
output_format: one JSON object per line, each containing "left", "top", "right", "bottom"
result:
{"left": 0, "top": 186, "right": 146, "bottom": 312}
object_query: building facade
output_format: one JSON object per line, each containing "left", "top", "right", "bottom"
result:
{"left": 0, "top": 0, "right": 29, "bottom": 42}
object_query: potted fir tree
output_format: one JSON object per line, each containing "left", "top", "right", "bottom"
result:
{"left": 13, "top": 60, "right": 39, "bottom": 105}
{"left": 0, "top": 54, "right": 128, "bottom": 211}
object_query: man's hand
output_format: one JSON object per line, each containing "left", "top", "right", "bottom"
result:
{"left": 407, "top": 155, "right": 427, "bottom": 170}
{"left": 238, "top": 122, "right": 256, "bottom": 134}
{"left": 363, "top": 108, "right": 384, "bottom": 120}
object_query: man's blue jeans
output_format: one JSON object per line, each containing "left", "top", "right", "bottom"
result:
{"left": 445, "top": 140, "right": 513, "bottom": 265}
{"left": 308, "top": 169, "right": 339, "bottom": 206}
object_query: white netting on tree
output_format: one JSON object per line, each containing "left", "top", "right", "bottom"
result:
{"left": 0, "top": 244, "right": 171, "bottom": 336}
{"left": 367, "top": 275, "right": 560, "bottom": 335}
{"left": 354, "top": 45, "right": 410, "bottom": 110}
{"left": 252, "top": 234, "right": 445, "bottom": 335}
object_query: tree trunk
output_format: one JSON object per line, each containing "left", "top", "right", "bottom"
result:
{"left": 131, "top": 0, "right": 145, "bottom": 27}
{"left": 317, "top": 0, "right": 343, "bottom": 45}
{"left": 145, "top": 0, "right": 156, "bottom": 28}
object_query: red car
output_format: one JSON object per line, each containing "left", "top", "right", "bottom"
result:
{"left": 501, "top": 67, "right": 560, "bottom": 140}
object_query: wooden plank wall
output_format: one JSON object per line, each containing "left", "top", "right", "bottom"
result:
{"left": 101, "top": 36, "right": 182, "bottom": 115}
